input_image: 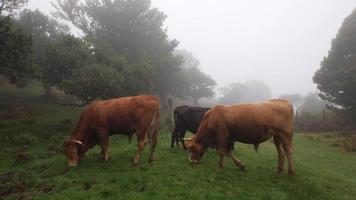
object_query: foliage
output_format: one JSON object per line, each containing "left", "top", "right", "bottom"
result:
{"left": 295, "top": 110, "right": 344, "bottom": 133}
{"left": 298, "top": 92, "right": 327, "bottom": 113}
{"left": 53, "top": 0, "right": 182, "bottom": 103}
{"left": 16, "top": 9, "right": 69, "bottom": 69}
{"left": 60, "top": 64, "right": 124, "bottom": 104}
{"left": 313, "top": 9, "right": 356, "bottom": 125}
{"left": 174, "top": 50, "right": 216, "bottom": 105}
{"left": 13, "top": 9, "right": 69, "bottom": 97}
{"left": 0, "top": 0, "right": 28, "bottom": 16}
{"left": 0, "top": 16, "right": 35, "bottom": 87}
{"left": 279, "top": 93, "right": 304, "bottom": 107}
{"left": 44, "top": 34, "right": 91, "bottom": 87}
{"left": 1, "top": 78, "right": 356, "bottom": 200}
{"left": 219, "top": 80, "right": 271, "bottom": 104}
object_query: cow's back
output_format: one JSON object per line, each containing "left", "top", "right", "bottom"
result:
{"left": 174, "top": 106, "right": 210, "bottom": 133}
{"left": 82, "top": 95, "right": 159, "bottom": 133}
{"left": 207, "top": 99, "right": 293, "bottom": 144}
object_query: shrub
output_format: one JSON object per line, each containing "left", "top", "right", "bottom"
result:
{"left": 295, "top": 110, "right": 345, "bottom": 133}
{"left": 12, "top": 132, "right": 38, "bottom": 146}
{"left": 342, "top": 135, "right": 356, "bottom": 152}
{"left": 0, "top": 104, "right": 35, "bottom": 120}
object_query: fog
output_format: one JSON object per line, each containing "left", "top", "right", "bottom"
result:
{"left": 27, "top": 0, "right": 356, "bottom": 97}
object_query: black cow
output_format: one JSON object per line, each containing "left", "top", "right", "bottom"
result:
{"left": 171, "top": 105, "right": 210, "bottom": 149}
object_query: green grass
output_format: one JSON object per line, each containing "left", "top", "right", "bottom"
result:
{"left": 1, "top": 82, "right": 356, "bottom": 200}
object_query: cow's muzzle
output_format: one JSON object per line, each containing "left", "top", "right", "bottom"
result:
{"left": 188, "top": 153, "right": 199, "bottom": 164}
{"left": 67, "top": 161, "right": 78, "bottom": 167}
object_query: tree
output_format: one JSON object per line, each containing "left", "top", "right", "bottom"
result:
{"left": 60, "top": 64, "right": 123, "bottom": 105}
{"left": 0, "top": 0, "right": 34, "bottom": 86}
{"left": 313, "top": 8, "right": 356, "bottom": 125}
{"left": 219, "top": 80, "right": 272, "bottom": 104}
{"left": 244, "top": 80, "right": 272, "bottom": 102}
{"left": 15, "top": 9, "right": 69, "bottom": 97}
{"left": 53, "top": 0, "right": 182, "bottom": 107}
{"left": 219, "top": 82, "right": 248, "bottom": 104}
{"left": 44, "top": 34, "right": 91, "bottom": 91}
{"left": 0, "top": 0, "right": 28, "bottom": 16}
{"left": 174, "top": 50, "right": 216, "bottom": 105}
{"left": 279, "top": 93, "right": 304, "bottom": 107}
{"left": 298, "top": 92, "right": 327, "bottom": 113}
{"left": 219, "top": 80, "right": 271, "bottom": 104}
{"left": 0, "top": 16, "right": 34, "bottom": 86}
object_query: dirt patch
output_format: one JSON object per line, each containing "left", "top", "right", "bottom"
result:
{"left": 0, "top": 172, "right": 25, "bottom": 197}
{"left": 0, "top": 104, "right": 35, "bottom": 120}
{"left": 16, "top": 148, "right": 33, "bottom": 162}
{"left": 83, "top": 179, "right": 96, "bottom": 191}
{"left": 36, "top": 183, "right": 53, "bottom": 193}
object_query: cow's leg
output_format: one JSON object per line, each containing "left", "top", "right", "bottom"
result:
{"left": 180, "top": 130, "right": 187, "bottom": 149}
{"left": 98, "top": 128, "right": 109, "bottom": 161}
{"left": 171, "top": 127, "right": 176, "bottom": 148}
{"left": 219, "top": 153, "right": 225, "bottom": 168}
{"left": 133, "top": 131, "right": 147, "bottom": 165}
{"left": 175, "top": 130, "right": 180, "bottom": 147}
{"left": 148, "top": 128, "right": 158, "bottom": 162}
{"left": 227, "top": 151, "right": 245, "bottom": 170}
{"left": 273, "top": 136, "right": 285, "bottom": 174}
{"left": 280, "top": 134, "right": 295, "bottom": 176}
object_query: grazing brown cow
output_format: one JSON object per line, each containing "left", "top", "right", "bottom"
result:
{"left": 184, "top": 99, "right": 295, "bottom": 175}
{"left": 63, "top": 95, "right": 160, "bottom": 166}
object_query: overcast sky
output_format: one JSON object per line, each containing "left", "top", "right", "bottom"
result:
{"left": 27, "top": 0, "right": 356, "bottom": 97}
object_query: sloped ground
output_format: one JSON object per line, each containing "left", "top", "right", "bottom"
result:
{"left": 1, "top": 82, "right": 356, "bottom": 200}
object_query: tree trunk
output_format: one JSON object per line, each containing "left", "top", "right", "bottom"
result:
{"left": 43, "top": 82, "right": 52, "bottom": 100}
{"left": 159, "top": 93, "right": 169, "bottom": 112}
{"left": 192, "top": 97, "right": 199, "bottom": 106}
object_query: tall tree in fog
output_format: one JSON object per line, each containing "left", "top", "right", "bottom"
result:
{"left": 16, "top": 9, "right": 69, "bottom": 97}
{"left": 0, "top": 0, "right": 34, "bottom": 86}
{"left": 0, "top": 0, "right": 28, "bottom": 15}
{"left": 313, "top": 9, "right": 356, "bottom": 124}
{"left": 219, "top": 80, "right": 271, "bottom": 104}
{"left": 298, "top": 92, "right": 327, "bottom": 113}
{"left": 219, "top": 82, "right": 247, "bottom": 104}
{"left": 279, "top": 93, "right": 304, "bottom": 107}
{"left": 53, "top": 0, "right": 182, "bottom": 107}
{"left": 174, "top": 50, "right": 216, "bottom": 105}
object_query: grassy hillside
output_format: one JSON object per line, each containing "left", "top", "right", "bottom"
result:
{"left": 1, "top": 82, "right": 356, "bottom": 200}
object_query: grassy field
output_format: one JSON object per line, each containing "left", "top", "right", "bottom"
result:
{"left": 1, "top": 82, "right": 356, "bottom": 200}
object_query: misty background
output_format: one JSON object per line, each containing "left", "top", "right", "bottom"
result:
{"left": 27, "top": 0, "right": 356, "bottom": 97}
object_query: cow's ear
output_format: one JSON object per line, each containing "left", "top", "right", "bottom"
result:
{"left": 63, "top": 139, "right": 70, "bottom": 147}
{"left": 183, "top": 138, "right": 193, "bottom": 148}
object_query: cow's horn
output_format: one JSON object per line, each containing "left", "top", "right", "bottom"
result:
{"left": 70, "top": 139, "right": 86, "bottom": 147}
{"left": 183, "top": 138, "right": 191, "bottom": 141}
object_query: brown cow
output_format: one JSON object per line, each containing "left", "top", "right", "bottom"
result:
{"left": 184, "top": 99, "right": 295, "bottom": 175}
{"left": 63, "top": 95, "right": 160, "bottom": 166}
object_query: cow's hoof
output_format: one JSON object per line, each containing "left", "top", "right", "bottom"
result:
{"left": 276, "top": 169, "right": 284, "bottom": 174}
{"left": 239, "top": 163, "right": 246, "bottom": 171}
{"left": 148, "top": 156, "right": 156, "bottom": 163}
{"left": 133, "top": 158, "right": 140, "bottom": 165}
{"left": 288, "top": 170, "right": 296, "bottom": 176}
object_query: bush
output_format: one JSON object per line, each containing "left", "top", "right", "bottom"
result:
{"left": 0, "top": 104, "right": 35, "bottom": 120}
{"left": 342, "top": 135, "right": 356, "bottom": 152}
{"left": 57, "top": 119, "right": 73, "bottom": 132}
{"left": 295, "top": 110, "right": 345, "bottom": 133}
{"left": 12, "top": 132, "right": 38, "bottom": 146}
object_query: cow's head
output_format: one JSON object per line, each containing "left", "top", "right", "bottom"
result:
{"left": 184, "top": 138, "right": 207, "bottom": 164}
{"left": 63, "top": 139, "right": 86, "bottom": 167}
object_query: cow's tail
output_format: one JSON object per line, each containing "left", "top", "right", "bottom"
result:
{"left": 148, "top": 106, "right": 160, "bottom": 147}
{"left": 173, "top": 109, "right": 178, "bottom": 128}
{"left": 289, "top": 102, "right": 295, "bottom": 137}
